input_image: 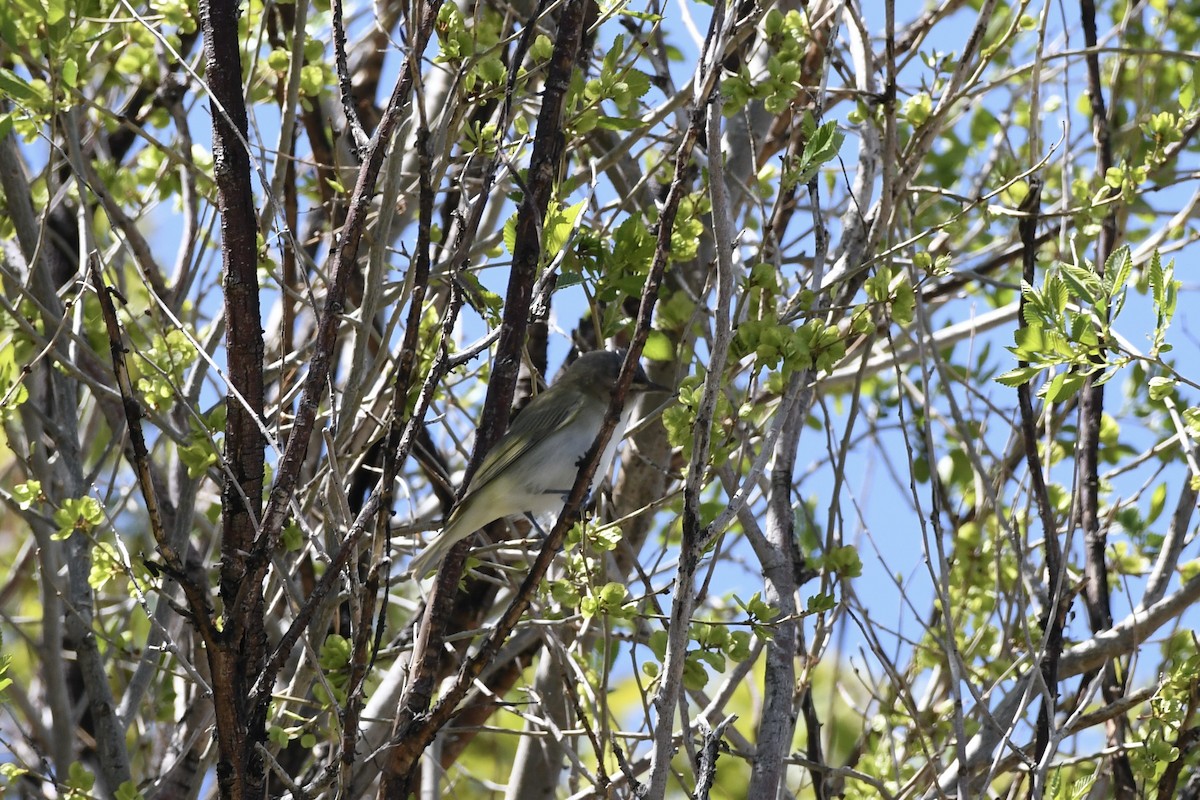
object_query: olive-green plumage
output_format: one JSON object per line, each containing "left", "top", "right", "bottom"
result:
{"left": 408, "top": 351, "right": 667, "bottom": 577}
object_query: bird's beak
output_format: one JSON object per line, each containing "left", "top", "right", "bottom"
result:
{"left": 636, "top": 377, "right": 673, "bottom": 395}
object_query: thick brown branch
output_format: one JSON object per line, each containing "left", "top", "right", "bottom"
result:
{"left": 379, "top": 0, "right": 592, "bottom": 793}
{"left": 199, "top": 0, "right": 268, "bottom": 790}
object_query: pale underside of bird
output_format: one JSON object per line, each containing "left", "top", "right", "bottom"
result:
{"left": 407, "top": 350, "right": 666, "bottom": 578}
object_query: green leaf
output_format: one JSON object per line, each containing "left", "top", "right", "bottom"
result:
{"left": 67, "top": 762, "right": 95, "bottom": 792}
{"left": 623, "top": 69, "right": 651, "bottom": 101}
{"left": 12, "top": 480, "right": 41, "bottom": 509}
{"left": 593, "top": 115, "right": 644, "bottom": 131}
{"left": 902, "top": 92, "right": 932, "bottom": 126}
{"left": 1045, "top": 274, "right": 1069, "bottom": 315}
{"left": 282, "top": 521, "right": 303, "bottom": 551}
{"left": 791, "top": 120, "right": 845, "bottom": 185}
{"left": 1183, "top": 406, "right": 1200, "bottom": 438}
{"left": 318, "top": 634, "right": 351, "bottom": 670}
{"left": 598, "top": 581, "right": 627, "bottom": 607}
{"left": 1148, "top": 376, "right": 1175, "bottom": 400}
{"left": 1148, "top": 483, "right": 1167, "bottom": 525}
{"left": 1103, "top": 245, "right": 1133, "bottom": 297}
{"left": 682, "top": 654, "right": 709, "bottom": 690}
{"left": 52, "top": 497, "right": 105, "bottom": 541}
{"left": 806, "top": 591, "right": 836, "bottom": 613}
{"left": 825, "top": 544, "right": 862, "bottom": 577}
{"left": 643, "top": 330, "right": 674, "bottom": 362}
{"left": 891, "top": 277, "right": 915, "bottom": 325}
{"left": 1181, "top": 558, "right": 1200, "bottom": 582}
{"left": 727, "top": 630, "right": 751, "bottom": 662}
{"left": 268, "top": 725, "right": 290, "bottom": 746}
{"left": 502, "top": 213, "right": 518, "bottom": 256}
{"left": 694, "top": 648, "right": 725, "bottom": 674}
{"left": 544, "top": 199, "right": 586, "bottom": 257}
{"left": 529, "top": 34, "right": 553, "bottom": 62}
{"left": 45, "top": 0, "right": 67, "bottom": 25}
{"left": 0, "top": 68, "right": 40, "bottom": 103}
{"left": 115, "top": 781, "right": 144, "bottom": 800}
{"left": 996, "top": 366, "right": 1041, "bottom": 387}
{"left": 61, "top": 57, "right": 78, "bottom": 88}
{"left": 475, "top": 55, "right": 506, "bottom": 86}
{"left": 1040, "top": 372, "right": 1084, "bottom": 402}
{"left": 1060, "top": 260, "right": 1103, "bottom": 305}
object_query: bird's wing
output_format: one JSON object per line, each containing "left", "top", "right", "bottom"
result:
{"left": 461, "top": 390, "right": 585, "bottom": 499}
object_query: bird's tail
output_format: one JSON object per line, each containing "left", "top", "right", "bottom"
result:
{"left": 407, "top": 512, "right": 473, "bottom": 578}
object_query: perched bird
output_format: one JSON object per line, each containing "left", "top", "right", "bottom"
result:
{"left": 408, "top": 350, "right": 669, "bottom": 577}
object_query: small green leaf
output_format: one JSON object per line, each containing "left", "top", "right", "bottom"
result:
{"left": 806, "top": 591, "right": 836, "bottom": 613}
{"left": 1182, "top": 406, "right": 1200, "bottom": 438}
{"left": 529, "top": 34, "right": 553, "bottom": 62}
{"left": 1040, "top": 372, "right": 1084, "bottom": 402}
{"left": 1148, "top": 483, "right": 1167, "bottom": 525}
{"left": 12, "top": 480, "right": 42, "bottom": 509}
{"left": 995, "top": 366, "right": 1042, "bottom": 387}
{"left": 790, "top": 120, "right": 845, "bottom": 185}
{"left": 61, "top": 58, "right": 78, "bottom": 88}
{"left": 1148, "top": 376, "right": 1175, "bottom": 400}
{"left": 318, "top": 634, "right": 351, "bottom": 670}
{"left": 1103, "top": 245, "right": 1133, "bottom": 296}
{"left": 1060, "top": 260, "right": 1103, "bottom": 305}
{"left": 643, "top": 330, "right": 674, "bottom": 362}
{"left": 67, "top": 762, "right": 95, "bottom": 792}
{"left": 0, "top": 68, "right": 40, "bottom": 103}
{"left": 1181, "top": 558, "right": 1200, "bottom": 582}
{"left": 52, "top": 497, "right": 105, "bottom": 541}
{"left": 115, "top": 780, "right": 144, "bottom": 800}
{"left": 268, "top": 725, "right": 290, "bottom": 746}
{"left": 544, "top": 199, "right": 586, "bottom": 257}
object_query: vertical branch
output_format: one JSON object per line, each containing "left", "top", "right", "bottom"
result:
{"left": 385, "top": 2, "right": 590, "bottom": 791}
{"left": 0, "top": 119, "right": 75, "bottom": 782}
{"left": 254, "top": 0, "right": 445, "bottom": 563}
{"left": 1078, "top": 1, "right": 1135, "bottom": 796}
{"left": 3, "top": 123, "right": 133, "bottom": 790}
{"left": 747, "top": 388, "right": 805, "bottom": 798}
{"left": 198, "top": 0, "right": 266, "bottom": 794}
{"left": 1014, "top": 181, "right": 1067, "bottom": 779}
{"left": 1076, "top": 2, "right": 1114, "bottom": 632}
{"left": 644, "top": 4, "right": 734, "bottom": 796}
{"left": 200, "top": 0, "right": 267, "bottom": 593}
{"left": 339, "top": 90, "right": 440, "bottom": 784}
{"left": 88, "top": 256, "right": 214, "bottom": 627}
{"left": 332, "top": 0, "right": 369, "bottom": 153}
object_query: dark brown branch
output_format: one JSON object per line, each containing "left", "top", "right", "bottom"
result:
{"left": 1014, "top": 181, "right": 1068, "bottom": 768}
{"left": 199, "top": 0, "right": 268, "bottom": 790}
{"left": 87, "top": 254, "right": 218, "bottom": 644}
{"left": 249, "top": 0, "right": 444, "bottom": 575}
{"left": 1077, "top": 1, "right": 1134, "bottom": 796}
{"left": 339, "top": 98, "right": 441, "bottom": 778}
{"left": 377, "top": 1, "right": 697, "bottom": 791}
{"left": 380, "top": 0, "right": 592, "bottom": 790}
{"left": 332, "top": 0, "right": 369, "bottom": 154}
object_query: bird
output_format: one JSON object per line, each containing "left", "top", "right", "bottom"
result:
{"left": 407, "top": 350, "right": 669, "bottom": 578}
